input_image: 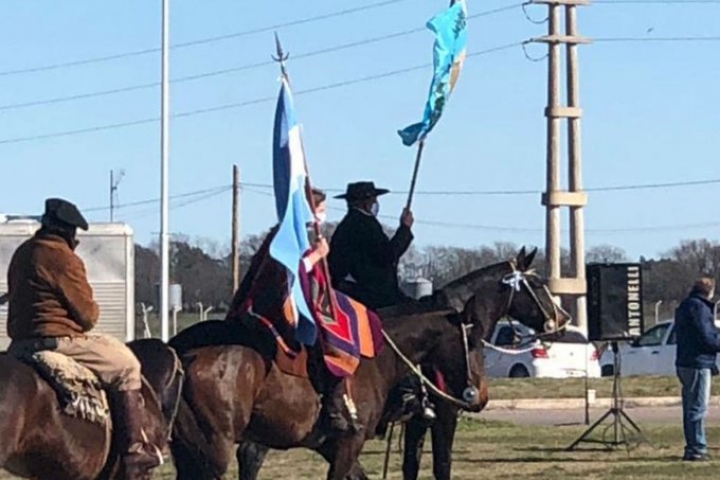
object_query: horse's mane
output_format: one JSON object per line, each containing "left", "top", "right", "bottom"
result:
{"left": 377, "top": 260, "right": 512, "bottom": 319}
{"left": 439, "top": 260, "right": 511, "bottom": 292}
{"left": 433, "top": 260, "right": 512, "bottom": 312}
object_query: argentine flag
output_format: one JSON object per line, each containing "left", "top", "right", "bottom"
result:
{"left": 269, "top": 77, "right": 318, "bottom": 346}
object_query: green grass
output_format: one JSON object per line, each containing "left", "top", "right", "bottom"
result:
{"left": 489, "top": 376, "right": 682, "bottom": 400}
{"left": 2, "top": 417, "right": 716, "bottom": 479}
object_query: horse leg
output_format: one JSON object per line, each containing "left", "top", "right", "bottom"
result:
{"left": 170, "top": 439, "right": 217, "bottom": 480}
{"left": 401, "top": 416, "right": 428, "bottom": 480}
{"left": 429, "top": 404, "right": 459, "bottom": 480}
{"left": 315, "top": 441, "right": 368, "bottom": 480}
{"left": 236, "top": 441, "right": 269, "bottom": 480}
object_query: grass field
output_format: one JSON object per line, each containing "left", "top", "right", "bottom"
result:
{"left": 151, "top": 418, "right": 720, "bottom": 479}
{"left": 489, "top": 376, "right": 681, "bottom": 400}
{"left": 2, "top": 417, "right": 716, "bottom": 479}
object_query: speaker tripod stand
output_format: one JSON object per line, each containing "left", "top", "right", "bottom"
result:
{"left": 567, "top": 341, "right": 652, "bottom": 451}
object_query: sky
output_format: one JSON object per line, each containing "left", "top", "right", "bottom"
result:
{"left": 1, "top": 0, "right": 719, "bottom": 261}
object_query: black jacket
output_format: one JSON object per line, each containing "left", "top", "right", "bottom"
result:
{"left": 675, "top": 293, "right": 720, "bottom": 369}
{"left": 328, "top": 209, "right": 413, "bottom": 309}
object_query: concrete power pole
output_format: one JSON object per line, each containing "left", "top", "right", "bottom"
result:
{"left": 231, "top": 165, "right": 241, "bottom": 293}
{"left": 532, "top": 0, "right": 591, "bottom": 333}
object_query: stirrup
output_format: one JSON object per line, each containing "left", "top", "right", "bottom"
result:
{"left": 422, "top": 405, "right": 437, "bottom": 422}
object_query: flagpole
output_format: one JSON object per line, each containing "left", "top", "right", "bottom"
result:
{"left": 159, "top": 0, "right": 170, "bottom": 342}
{"left": 405, "top": 139, "right": 425, "bottom": 209}
{"left": 273, "top": 33, "right": 338, "bottom": 318}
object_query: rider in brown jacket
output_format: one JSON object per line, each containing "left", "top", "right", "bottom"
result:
{"left": 6, "top": 198, "right": 161, "bottom": 477}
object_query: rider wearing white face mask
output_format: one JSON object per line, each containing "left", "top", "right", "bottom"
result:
{"left": 328, "top": 181, "right": 414, "bottom": 310}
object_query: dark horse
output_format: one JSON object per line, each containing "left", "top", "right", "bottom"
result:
{"left": 233, "top": 247, "right": 569, "bottom": 480}
{"left": 168, "top": 248, "right": 568, "bottom": 480}
{"left": 0, "top": 338, "right": 184, "bottom": 480}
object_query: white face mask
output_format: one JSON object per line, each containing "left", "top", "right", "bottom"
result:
{"left": 370, "top": 202, "right": 379, "bottom": 217}
{"left": 315, "top": 211, "right": 327, "bottom": 224}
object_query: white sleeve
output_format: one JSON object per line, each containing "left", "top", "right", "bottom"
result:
{"left": 303, "top": 257, "right": 313, "bottom": 273}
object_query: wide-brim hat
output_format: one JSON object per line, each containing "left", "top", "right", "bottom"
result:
{"left": 43, "top": 198, "right": 89, "bottom": 231}
{"left": 334, "top": 181, "right": 390, "bottom": 201}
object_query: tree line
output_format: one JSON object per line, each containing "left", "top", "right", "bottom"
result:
{"left": 134, "top": 225, "right": 720, "bottom": 325}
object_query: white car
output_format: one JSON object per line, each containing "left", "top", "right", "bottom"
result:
{"left": 599, "top": 319, "right": 720, "bottom": 377}
{"left": 484, "top": 320, "right": 601, "bottom": 378}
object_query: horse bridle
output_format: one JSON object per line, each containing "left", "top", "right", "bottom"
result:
{"left": 382, "top": 261, "right": 572, "bottom": 411}
{"left": 456, "top": 261, "right": 572, "bottom": 404}
{"left": 499, "top": 260, "right": 570, "bottom": 341}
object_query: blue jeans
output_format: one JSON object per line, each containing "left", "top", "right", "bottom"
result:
{"left": 677, "top": 367, "right": 711, "bottom": 456}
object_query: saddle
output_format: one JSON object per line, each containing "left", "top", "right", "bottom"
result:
{"left": 22, "top": 350, "right": 110, "bottom": 426}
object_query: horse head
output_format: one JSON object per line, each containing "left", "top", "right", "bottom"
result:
{"left": 436, "top": 245, "right": 571, "bottom": 338}
{"left": 416, "top": 247, "right": 571, "bottom": 411}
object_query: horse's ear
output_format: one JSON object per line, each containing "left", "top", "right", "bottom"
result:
{"left": 522, "top": 247, "right": 538, "bottom": 270}
{"left": 515, "top": 246, "right": 527, "bottom": 265}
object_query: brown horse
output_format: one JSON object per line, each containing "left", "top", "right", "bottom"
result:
{"left": 169, "top": 248, "right": 568, "bottom": 480}
{"left": 0, "top": 338, "right": 184, "bottom": 480}
{"left": 233, "top": 247, "right": 569, "bottom": 480}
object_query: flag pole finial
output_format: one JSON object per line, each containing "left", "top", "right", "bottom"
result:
{"left": 272, "top": 32, "right": 290, "bottom": 80}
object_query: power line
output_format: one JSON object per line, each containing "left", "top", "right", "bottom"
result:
{"left": 0, "top": 0, "right": 412, "bottom": 78}
{"left": 594, "top": 0, "right": 720, "bottom": 3}
{"left": 119, "top": 188, "right": 231, "bottom": 220}
{"left": 595, "top": 36, "right": 720, "bottom": 42}
{"left": 75, "top": 176, "right": 720, "bottom": 215}
{"left": 0, "top": 0, "right": 710, "bottom": 79}
{"left": 82, "top": 183, "right": 720, "bottom": 234}
{"left": 0, "top": 28, "right": 715, "bottom": 143}
{"left": 0, "top": 4, "right": 524, "bottom": 112}
{"left": 84, "top": 185, "right": 230, "bottom": 212}
{"left": 241, "top": 177, "right": 720, "bottom": 196}
{"left": 0, "top": 42, "right": 522, "bottom": 145}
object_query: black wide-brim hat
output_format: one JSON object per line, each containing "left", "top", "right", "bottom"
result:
{"left": 43, "top": 198, "right": 89, "bottom": 231}
{"left": 334, "top": 181, "right": 390, "bottom": 201}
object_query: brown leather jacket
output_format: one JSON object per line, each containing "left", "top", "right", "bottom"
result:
{"left": 6, "top": 230, "right": 99, "bottom": 340}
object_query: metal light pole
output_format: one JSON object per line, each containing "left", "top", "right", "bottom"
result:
{"left": 654, "top": 300, "right": 663, "bottom": 326}
{"left": 159, "top": 0, "right": 170, "bottom": 342}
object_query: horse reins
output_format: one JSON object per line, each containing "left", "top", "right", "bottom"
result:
{"left": 382, "top": 261, "right": 572, "bottom": 411}
{"left": 380, "top": 329, "right": 477, "bottom": 410}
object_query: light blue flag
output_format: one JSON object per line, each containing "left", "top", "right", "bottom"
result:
{"left": 269, "top": 77, "right": 318, "bottom": 346}
{"left": 398, "top": 0, "right": 467, "bottom": 147}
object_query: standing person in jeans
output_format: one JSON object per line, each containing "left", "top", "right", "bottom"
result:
{"left": 675, "top": 277, "right": 719, "bottom": 461}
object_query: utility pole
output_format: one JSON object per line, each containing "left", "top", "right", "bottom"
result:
{"left": 110, "top": 170, "right": 114, "bottom": 222}
{"left": 532, "top": 0, "right": 591, "bottom": 332}
{"left": 231, "top": 165, "right": 241, "bottom": 293}
{"left": 109, "top": 169, "right": 125, "bottom": 222}
{"left": 159, "top": 0, "right": 171, "bottom": 342}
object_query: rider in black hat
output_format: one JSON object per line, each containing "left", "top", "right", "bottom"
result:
{"left": 328, "top": 181, "right": 414, "bottom": 311}
{"left": 329, "top": 182, "right": 437, "bottom": 423}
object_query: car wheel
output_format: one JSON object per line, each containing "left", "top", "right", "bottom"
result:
{"left": 509, "top": 365, "right": 530, "bottom": 378}
{"left": 601, "top": 365, "right": 614, "bottom": 377}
